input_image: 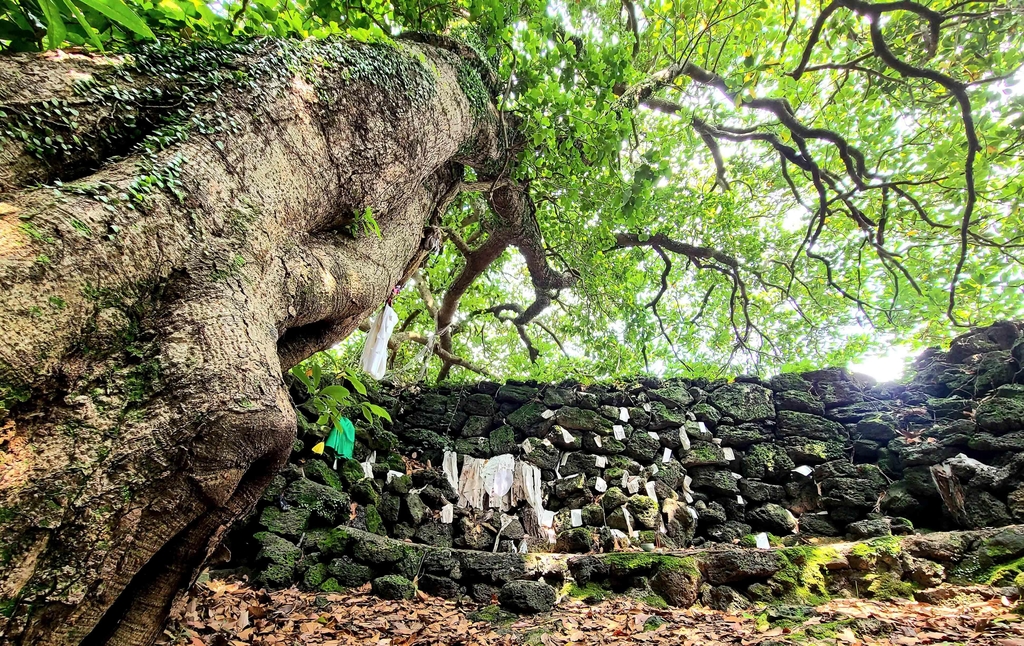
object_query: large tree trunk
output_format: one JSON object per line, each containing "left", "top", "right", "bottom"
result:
{"left": 0, "top": 37, "right": 498, "bottom": 645}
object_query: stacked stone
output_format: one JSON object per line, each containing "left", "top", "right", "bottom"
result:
{"left": 241, "top": 321, "right": 1024, "bottom": 590}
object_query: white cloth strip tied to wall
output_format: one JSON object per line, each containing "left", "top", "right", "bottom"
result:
{"left": 514, "top": 462, "right": 543, "bottom": 510}
{"left": 457, "top": 456, "right": 485, "bottom": 509}
{"left": 385, "top": 470, "right": 405, "bottom": 484}
{"left": 359, "top": 303, "right": 398, "bottom": 379}
{"left": 361, "top": 451, "right": 376, "bottom": 479}
{"left": 442, "top": 450, "right": 459, "bottom": 492}
{"left": 482, "top": 454, "right": 516, "bottom": 509}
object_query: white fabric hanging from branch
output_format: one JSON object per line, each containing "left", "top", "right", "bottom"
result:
{"left": 359, "top": 304, "right": 398, "bottom": 379}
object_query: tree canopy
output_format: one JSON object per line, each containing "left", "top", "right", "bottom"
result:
{"left": 4, "top": 0, "right": 1023, "bottom": 382}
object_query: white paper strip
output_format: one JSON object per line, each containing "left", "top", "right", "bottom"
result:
{"left": 712, "top": 437, "right": 722, "bottom": 445}
{"left": 541, "top": 408, "right": 556, "bottom": 419}
{"left": 756, "top": 532, "right": 770, "bottom": 549}
{"left": 731, "top": 472, "right": 743, "bottom": 480}
{"left": 518, "top": 538, "right": 529, "bottom": 553}
{"left": 595, "top": 476, "right": 607, "bottom": 493}
{"left": 698, "top": 421, "right": 708, "bottom": 434}
{"left": 619, "top": 407, "right": 630, "bottom": 422}
{"left": 679, "top": 429, "right": 691, "bottom": 451}
{"left": 521, "top": 439, "right": 533, "bottom": 454}
{"left": 684, "top": 491, "right": 694, "bottom": 503}
{"left": 626, "top": 476, "right": 640, "bottom": 494}
{"left": 594, "top": 435, "right": 603, "bottom": 448}
{"left": 386, "top": 470, "right": 405, "bottom": 484}
{"left": 559, "top": 452, "right": 570, "bottom": 467}
{"left": 440, "top": 503, "right": 454, "bottom": 524}
{"left": 570, "top": 509, "right": 583, "bottom": 528}
{"left": 650, "top": 463, "right": 659, "bottom": 474}
{"left": 561, "top": 428, "right": 575, "bottom": 445}
{"left": 736, "top": 495, "right": 745, "bottom": 505}
{"left": 662, "top": 447, "right": 673, "bottom": 463}
{"left": 643, "top": 403, "right": 652, "bottom": 412}
{"left": 613, "top": 425, "right": 626, "bottom": 441}
{"left": 683, "top": 475, "right": 693, "bottom": 492}
{"left": 645, "top": 480, "right": 658, "bottom": 504}
{"left": 793, "top": 465, "right": 814, "bottom": 477}
{"left": 595, "top": 455, "right": 607, "bottom": 468}
{"left": 687, "top": 506, "right": 699, "bottom": 520}
{"left": 647, "top": 431, "right": 659, "bottom": 441}
{"left": 722, "top": 447, "right": 735, "bottom": 461}
{"left": 610, "top": 528, "right": 627, "bottom": 539}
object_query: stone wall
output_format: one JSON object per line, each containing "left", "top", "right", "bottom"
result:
{"left": 233, "top": 321, "right": 1024, "bottom": 592}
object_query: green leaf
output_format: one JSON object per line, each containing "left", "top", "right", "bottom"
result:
{"left": 289, "top": 365, "right": 313, "bottom": 390}
{"left": 347, "top": 373, "right": 367, "bottom": 395}
{"left": 38, "top": 0, "right": 67, "bottom": 49}
{"left": 60, "top": 0, "right": 103, "bottom": 49}
{"left": 364, "top": 402, "right": 392, "bottom": 423}
{"left": 75, "top": 0, "right": 155, "bottom": 38}
{"left": 319, "top": 385, "right": 351, "bottom": 404}
{"left": 311, "top": 363, "right": 321, "bottom": 389}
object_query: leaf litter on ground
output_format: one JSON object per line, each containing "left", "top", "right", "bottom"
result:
{"left": 159, "top": 576, "right": 1024, "bottom": 646}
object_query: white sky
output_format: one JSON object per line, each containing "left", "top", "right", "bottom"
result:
{"left": 848, "top": 344, "right": 915, "bottom": 383}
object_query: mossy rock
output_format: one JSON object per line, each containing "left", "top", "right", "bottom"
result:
{"left": 742, "top": 444, "right": 796, "bottom": 480}
{"left": 626, "top": 495, "right": 660, "bottom": 529}
{"left": 865, "top": 571, "right": 916, "bottom": 600}
{"left": 283, "top": 478, "right": 349, "bottom": 524}
{"left": 320, "top": 577, "right": 345, "bottom": 593}
{"left": 599, "top": 552, "right": 699, "bottom": 578}
{"left": 507, "top": 403, "right": 548, "bottom": 433}
{"left": 254, "top": 532, "right": 301, "bottom": 568}
{"left": 569, "top": 582, "right": 609, "bottom": 603}
{"left": 304, "top": 459, "right": 344, "bottom": 490}
{"left": 351, "top": 530, "right": 411, "bottom": 564}
{"left": 765, "top": 545, "right": 839, "bottom": 605}
{"left": 311, "top": 527, "right": 351, "bottom": 556}
{"left": 602, "top": 487, "right": 628, "bottom": 512}
{"left": 258, "top": 563, "right": 296, "bottom": 588}
{"left": 489, "top": 425, "right": 518, "bottom": 455}
{"left": 328, "top": 556, "right": 375, "bottom": 587}
{"left": 303, "top": 562, "right": 329, "bottom": 589}
{"left": 259, "top": 506, "right": 311, "bottom": 539}
{"left": 467, "top": 604, "right": 516, "bottom": 624}
{"left": 365, "top": 505, "right": 385, "bottom": 535}
{"left": 372, "top": 574, "right": 416, "bottom": 600}
{"left": 339, "top": 458, "right": 366, "bottom": 487}
{"left": 386, "top": 473, "right": 413, "bottom": 495}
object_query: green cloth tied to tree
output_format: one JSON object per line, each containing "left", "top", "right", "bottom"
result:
{"left": 327, "top": 416, "right": 356, "bottom": 460}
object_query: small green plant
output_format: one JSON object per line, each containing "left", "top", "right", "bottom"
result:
{"left": 290, "top": 360, "right": 391, "bottom": 432}
{"left": 359, "top": 207, "right": 382, "bottom": 238}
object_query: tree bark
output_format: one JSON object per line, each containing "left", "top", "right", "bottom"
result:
{"left": 0, "top": 37, "right": 499, "bottom": 645}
